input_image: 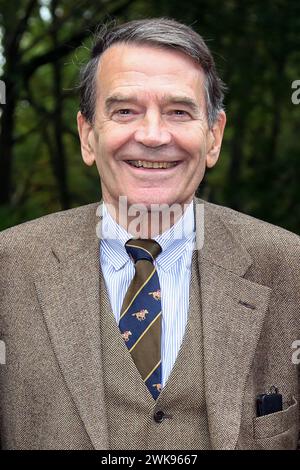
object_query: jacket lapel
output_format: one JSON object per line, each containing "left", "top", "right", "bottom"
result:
{"left": 34, "top": 203, "right": 109, "bottom": 450}
{"left": 194, "top": 199, "right": 272, "bottom": 449}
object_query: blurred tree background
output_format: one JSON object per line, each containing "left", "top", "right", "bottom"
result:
{"left": 0, "top": 0, "right": 299, "bottom": 233}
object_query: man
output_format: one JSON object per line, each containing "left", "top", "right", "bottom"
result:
{"left": 0, "top": 18, "right": 299, "bottom": 450}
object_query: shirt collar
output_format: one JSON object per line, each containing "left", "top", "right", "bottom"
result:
{"left": 154, "top": 201, "right": 195, "bottom": 271}
{"left": 100, "top": 203, "right": 132, "bottom": 270}
{"left": 100, "top": 200, "right": 195, "bottom": 271}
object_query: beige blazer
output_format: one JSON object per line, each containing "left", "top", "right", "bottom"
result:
{"left": 0, "top": 198, "right": 299, "bottom": 449}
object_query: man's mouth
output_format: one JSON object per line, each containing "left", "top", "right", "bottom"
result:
{"left": 125, "top": 160, "right": 179, "bottom": 169}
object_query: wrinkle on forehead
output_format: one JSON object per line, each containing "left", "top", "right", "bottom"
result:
{"left": 98, "top": 42, "right": 202, "bottom": 75}
{"left": 96, "top": 43, "right": 206, "bottom": 110}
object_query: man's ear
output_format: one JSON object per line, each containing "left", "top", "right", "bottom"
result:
{"left": 206, "top": 110, "right": 226, "bottom": 168}
{"left": 77, "top": 111, "right": 96, "bottom": 166}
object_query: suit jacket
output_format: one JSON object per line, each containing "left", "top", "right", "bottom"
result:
{"left": 0, "top": 198, "right": 299, "bottom": 450}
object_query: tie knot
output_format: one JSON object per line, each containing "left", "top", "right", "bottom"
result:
{"left": 125, "top": 238, "right": 162, "bottom": 263}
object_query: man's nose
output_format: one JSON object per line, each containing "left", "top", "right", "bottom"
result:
{"left": 134, "top": 113, "right": 172, "bottom": 148}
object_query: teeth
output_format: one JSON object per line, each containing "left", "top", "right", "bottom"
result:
{"left": 127, "top": 160, "right": 177, "bottom": 169}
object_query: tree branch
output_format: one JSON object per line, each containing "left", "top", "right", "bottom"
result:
{"left": 20, "top": 0, "right": 133, "bottom": 79}
{"left": 9, "top": 0, "right": 38, "bottom": 55}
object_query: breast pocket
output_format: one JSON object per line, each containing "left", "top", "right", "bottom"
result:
{"left": 253, "top": 396, "right": 299, "bottom": 449}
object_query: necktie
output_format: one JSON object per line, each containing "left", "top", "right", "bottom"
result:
{"left": 119, "top": 238, "right": 162, "bottom": 400}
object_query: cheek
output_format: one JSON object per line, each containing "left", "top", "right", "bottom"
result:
{"left": 174, "top": 127, "right": 208, "bottom": 161}
{"left": 97, "top": 123, "right": 133, "bottom": 159}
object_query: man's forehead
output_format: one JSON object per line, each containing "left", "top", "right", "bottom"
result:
{"left": 96, "top": 43, "right": 205, "bottom": 100}
{"left": 98, "top": 41, "right": 201, "bottom": 68}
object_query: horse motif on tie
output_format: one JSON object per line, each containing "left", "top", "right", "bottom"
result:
{"left": 153, "top": 383, "right": 162, "bottom": 392}
{"left": 148, "top": 289, "right": 161, "bottom": 301}
{"left": 121, "top": 331, "right": 132, "bottom": 342}
{"left": 132, "top": 309, "right": 149, "bottom": 321}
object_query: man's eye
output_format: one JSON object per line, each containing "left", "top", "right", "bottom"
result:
{"left": 116, "top": 109, "right": 133, "bottom": 115}
{"left": 117, "top": 108, "right": 131, "bottom": 115}
{"left": 111, "top": 109, "right": 136, "bottom": 121}
{"left": 168, "top": 110, "right": 191, "bottom": 119}
{"left": 111, "top": 109, "right": 137, "bottom": 121}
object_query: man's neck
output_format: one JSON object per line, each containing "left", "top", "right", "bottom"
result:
{"left": 103, "top": 196, "right": 194, "bottom": 238}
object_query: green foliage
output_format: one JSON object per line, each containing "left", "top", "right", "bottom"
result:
{"left": 0, "top": 0, "right": 299, "bottom": 233}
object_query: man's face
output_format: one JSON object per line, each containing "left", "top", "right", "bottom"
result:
{"left": 78, "top": 43, "right": 226, "bottom": 209}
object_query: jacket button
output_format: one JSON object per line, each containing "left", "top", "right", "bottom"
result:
{"left": 153, "top": 410, "right": 165, "bottom": 423}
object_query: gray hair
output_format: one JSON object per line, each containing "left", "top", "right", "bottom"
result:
{"left": 79, "top": 18, "right": 226, "bottom": 128}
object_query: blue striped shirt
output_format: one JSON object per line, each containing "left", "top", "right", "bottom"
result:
{"left": 100, "top": 201, "right": 195, "bottom": 387}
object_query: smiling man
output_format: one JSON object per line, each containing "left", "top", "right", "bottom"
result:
{"left": 77, "top": 40, "right": 225, "bottom": 211}
{"left": 0, "top": 18, "right": 300, "bottom": 450}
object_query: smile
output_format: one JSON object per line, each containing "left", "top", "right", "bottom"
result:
{"left": 126, "top": 160, "right": 178, "bottom": 169}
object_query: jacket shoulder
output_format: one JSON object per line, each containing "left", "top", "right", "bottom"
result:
{"left": 200, "top": 201, "right": 300, "bottom": 300}
{"left": 203, "top": 200, "right": 300, "bottom": 249}
{"left": 0, "top": 202, "right": 100, "bottom": 254}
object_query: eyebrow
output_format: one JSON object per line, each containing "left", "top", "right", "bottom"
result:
{"left": 161, "top": 94, "right": 201, "bottom": 115}
{"left": 105, "top": 94, "right": 139, "bottom": 114}
{"left": 104, "top": 93, "right": 201, "bottom": 115}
